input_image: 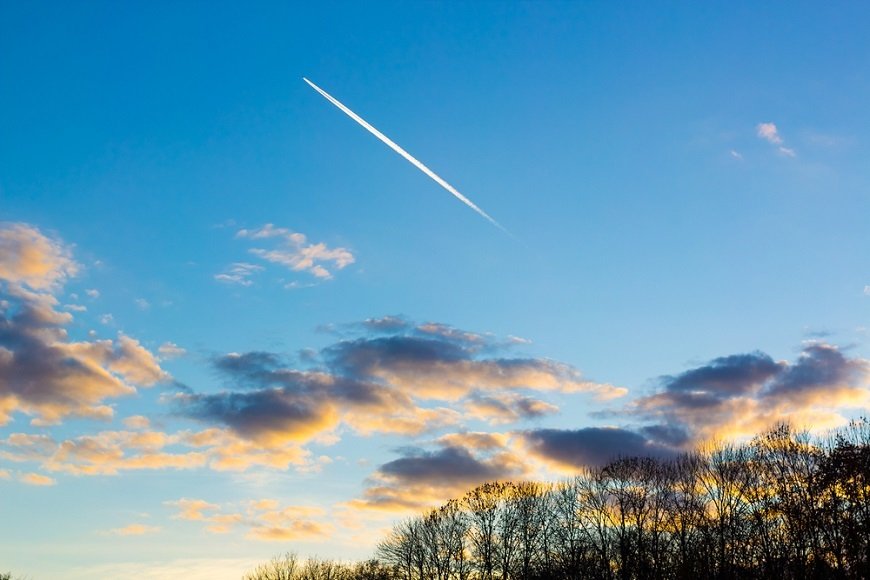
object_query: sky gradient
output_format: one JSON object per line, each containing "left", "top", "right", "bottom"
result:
{"left": 2, "top": 2, "right": 870, "bottom": 578}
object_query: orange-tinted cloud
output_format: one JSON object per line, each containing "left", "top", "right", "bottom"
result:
{"left": 1, "top": 424, "right": 319, "bottom": 478}
{"left": 19, "top": 471, "right": 55, "bottom": 486}
{"left": 175, "top": 319, "right": 622, "bottom": 453}
{"left": 0, "top": 223, "right": 169, "bottom": 426}
{"left": 628, "top": 343, "right": 870, "bottom": 442}
{"left": 167, "top": 497, "right": 332, "bottom": 541}
{"left": 348, "top": 438, "right": 528, "bottom": 514}
{"left": 108, "top": 523, "right": 161, "bottom": 536}
{"left": 0, "top": 223, "right": 78, "bottom": 290}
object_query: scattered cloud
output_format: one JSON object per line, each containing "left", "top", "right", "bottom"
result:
{"left": 167, "top": 497, "right": 331, "bottom": 541}
{"left": 236, "top": 224, "right": 354, "bottom": 280}
{"left": 729, "top": 149, "right": 743, "bottom": 160}
{"left": 0, "top": 223, "right": 78, "bottom": 289}
{"left": 108, "top": 523, "right": 160, "bottom": 536}
{"left": 158, "top": 342, "right": 187, "bottom": 360}
{"left": 85, "top": 289, "right": 100, "bottom": 299}
{"left": 20, "top": 472, "right": 56, "bottom": 486}
{"left": 174, "top": 319, "right": 621, "bottom": 456}
{"left": 0, "top": 223, "right": 170, "bottom": 426}
{"left": 756, "top": 122, "right": 796, "bottom": 157}
{"left": 464, "top": 391, "right": 559, "bottom": 424}
{"left": 134, "top": 298, "right": 150, "bottom": 310}
{"left": 626, "top": 343, "right": 870, "bottom": 442}
{"left": 349, "top": 439, "right": 526, "bottom": 513}
{"left": 123, "top": 415, "right": 151, "bottom": 429}
{"left": 214, "top": 262, "right": 263, "bottom": 286}
{"left": 0, "top": 424, "right": 316, "bottom": 476}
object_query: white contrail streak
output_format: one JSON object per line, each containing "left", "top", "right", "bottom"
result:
{"left": 303, "top": 77, "right": 510, "bottom": 235}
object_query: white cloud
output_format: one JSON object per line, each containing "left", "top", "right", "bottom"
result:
{"left": 214, "top": 262, "right": 264, "bottom": 286}
{"left": 756, "top": 122, "right": 796, "bottom": 157}
{"left": 134, "top": 298, "right": 150, "bottom": 310}
{"left": 237, "top": 224, "right": 354, "bottom": 280}
{"left": 756, "top": 122, "right": 783, "bottom": 144}
{"left": 158, "top": 342, "right": 187, "bottom": 359}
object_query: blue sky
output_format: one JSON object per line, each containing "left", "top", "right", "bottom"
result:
{"left": 2, "top": 2, "right": 870, "bottom": 578}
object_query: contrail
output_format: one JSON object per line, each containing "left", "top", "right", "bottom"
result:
{"left": 303, "top": 77, "right": 510, "bottom": 235}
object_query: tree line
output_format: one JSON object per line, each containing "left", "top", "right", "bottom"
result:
{"left": 246, "top": 419, "right": 870, "bottom": 580}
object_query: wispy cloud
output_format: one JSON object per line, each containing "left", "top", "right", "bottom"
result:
{"left": 108, "top": 523, "right": 160, "bottom": 536}
{"left": 167, "top": 498, "right": 331, "bottom": 541}
{"left": 158, "top": 342, "right": 187, "bottom": 360}
{"left": 756, "top": 122, "right": 796, "bottom": 157}
{"left": 236, "top": 224, "right": 354, "bottom": 280}
{"left": 214, "top": 262, "right": 264, "bottom": 286}
{"left": 20, "top": 472, "right": 56, "bottom": 486}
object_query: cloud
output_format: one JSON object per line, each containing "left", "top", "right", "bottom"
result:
{"left": 214, "top": 262, "right": 263, "bottom": 286}
{"left": 0, "top": 427, "right": 210, "bottom": 476}
{"left": 464, "top": 391, "right": 559, "bottom": 424}
{"left": 168, "top": 498, "right": 221, "bottom": 521}
{"left": 628, "top": 343, "right": 870, "bottom": 442}
{"left": 175, "top": 319, "right": 620, "bottom": 459}
{"left": 236, "top": 224, "right": 354, "bottom": 280}
{"left": 20, "top": 471, "right": 56, "bottom": 486}
{"left": 521, "top": 427, "right": 677, "bottom": 473}
{"left": 757, "top": 122, "right": 783, "bottom": 145}
{"left": 179, "top": 386, "right": 342, "bottom": 446}
{"left": 158, "top": 342, "right": 186, "bottom": 360}
{"left": 123, "top": 415, "right": 151, "bottom": 429}
{"left": 729, "top": 150, "right": 743, "bottom": 160}
{"left": 324, "top": 334, "right": 625, "bottom": 402}
{"left": 0, "top": 223, "right": 78, "bottom": 290}
{"left": 0, "top": 223, "right": 169, "bottom": 425}
{"left": 348, "top": 434, "right": 526, "bottom": 513}
{"left": 360, "top": 315, "right": 411, "bottom": 333}
{"left": 167, "top": 498, "right": 331, "bottom": 541}
{"left": 109, "top": 523, "right": 160, "bottom": 536}
{"left": 756, "top": 122, "right": 796, "bottom": 157}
